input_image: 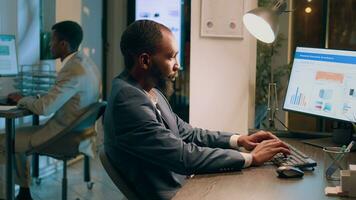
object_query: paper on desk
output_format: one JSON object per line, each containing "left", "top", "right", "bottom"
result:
{"left": 325, "top": 186, "right": 348, "bottom": 197}
{"left": 325, "top": 186, "right": 342, "bottom": 196}
{"left": 0, "top": 105, "right": 17, "bottom": 111}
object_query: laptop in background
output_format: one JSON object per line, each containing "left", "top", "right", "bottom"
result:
{"left": 0, "top": 34, "right": 19, "bottom": 105}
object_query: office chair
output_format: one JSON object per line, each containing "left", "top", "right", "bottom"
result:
{"left": 99, "top": 148, "right": 140, "bottom": 200}
{"left": 27, "top": 101, "right": 107, "bottom": 200}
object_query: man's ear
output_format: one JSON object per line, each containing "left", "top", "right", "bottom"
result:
{"left": 138, "top": 53, "right": 151, "bottom": 70}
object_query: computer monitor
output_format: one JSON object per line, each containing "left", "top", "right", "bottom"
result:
{"left": 0, "top": 34, "right": 18, "bottom": 76}
{"left": 283, "top": 47, "right": 356, "bottom": 147}
{"left": 284, "top": 47, "right": 356, "bottom": 123}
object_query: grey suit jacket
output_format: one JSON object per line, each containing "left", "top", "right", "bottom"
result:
{"left": 18, "top": 52, "right": 101, "bottom": 149}
{"left": 104, "top": 70, "right": 246, "bottom": 200}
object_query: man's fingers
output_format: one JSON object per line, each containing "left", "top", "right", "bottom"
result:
{"left": 246, "top": 142, "right": 257, "bottom": 150}
{"left": 264, "top": 131, "right": 279, "bottom": 139}
{"left": 269, "top": 139, "right": 290, "bottom": 149}
{"left": 248, "top": 142, "right": 257, "bottom": 147}
{"left": 8, "top": 93, "right": 22, "bottom": 99}
{"left": 272, "top": 147, "right": 291, "bottom": 155}
{"left": 260, "top": 139, "right": 290, "bottom": 150}
{"left": 278, "top": 140, "right": 290, "bottom": 149}
{"left": 255, "top": 131, "right": 279, "bottom": 141}
{"left": 260, "top": 138, "right": 279, "bottom": 145}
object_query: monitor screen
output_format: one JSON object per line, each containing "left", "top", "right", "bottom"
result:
{"left": 283, "top": 47, "right": 356, "bottom": 123}
{"left": 134, "top": 0, "right": 183, "bottom": 68}
{"left": 0, "top": 35, "right": 18, "bottom": 76}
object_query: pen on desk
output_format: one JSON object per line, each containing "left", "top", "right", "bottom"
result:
{"left": 345, "top": 141, "right": 355, "bottom": 153}
{"left": 325, "top": 141, "right": 354, "bottom": 177}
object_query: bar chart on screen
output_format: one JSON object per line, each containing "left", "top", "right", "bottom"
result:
{"left": 290, "top": 87, "right": 307, "bottom": 107}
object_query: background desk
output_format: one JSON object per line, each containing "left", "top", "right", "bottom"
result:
{"left": 173, "top": 138, "right": 356, "bottom": 200}
{"left": 0, "top": 108, "right": 32, "bottom": 200}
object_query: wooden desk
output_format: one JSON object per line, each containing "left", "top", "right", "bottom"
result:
{"left": 173, "top": 139, "right": 356, "bottom": 200}
{"left": 0, "top": 108, "right": 32, "bottom": 200}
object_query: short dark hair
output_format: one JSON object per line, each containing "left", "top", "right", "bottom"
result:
{"left": 120, "top": 20, "right": 171, "bottom": 69}
{"left": 51, "top": 21, "right": 83, "bottom": 51}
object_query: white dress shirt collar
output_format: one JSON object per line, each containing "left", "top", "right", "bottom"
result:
{"left": 61, "top": 51, "right": 77, "bottom": 67}
{"left": 144, "top": 90, "right": 158, "bottom": 105}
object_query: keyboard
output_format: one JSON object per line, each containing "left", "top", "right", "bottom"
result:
{"left": 0, "top": 97, "right": 17, "bottom": 106}
{"left": 271, "top": 143, "right": 317, "bottom": 169}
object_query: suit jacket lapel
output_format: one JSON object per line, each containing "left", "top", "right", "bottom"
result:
{"left": 156, "top": 103, "right": 171, "bottom": 128}
{"left": 155, "top": 95, "right": 179, "bottom": 134}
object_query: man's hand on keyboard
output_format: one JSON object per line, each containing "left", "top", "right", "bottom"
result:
{"left": 250, "top": 139, "right": 291, "bottom": 166}
{"left": 238, "top": 131, "right": 279, "bottom": 151}
{"left": 8, "top": 92, "right": 23, "bottom": 103}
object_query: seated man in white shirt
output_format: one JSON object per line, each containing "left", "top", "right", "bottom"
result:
{"left": 0, "top": 21, "right": 101, "bottom": 200}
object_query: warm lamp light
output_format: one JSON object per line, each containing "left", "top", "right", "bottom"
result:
{"left": 305, "top": 7, "right": 312, "bottom": 14}
{"left": 243, "top": 0, "right": 287, "bottom": 43}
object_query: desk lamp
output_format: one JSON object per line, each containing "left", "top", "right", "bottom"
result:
{"left": 243, "top": 0, "right": 287, "bottom": 43}
{"left": 243, "top": 0, "right": 287, "bottom": 129}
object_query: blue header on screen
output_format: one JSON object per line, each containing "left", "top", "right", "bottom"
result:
{"left": 295, "top": 51, "right": 356, "bottom": 65}
{"left": 0, "top": 35, "right": 15, "bottom": 42}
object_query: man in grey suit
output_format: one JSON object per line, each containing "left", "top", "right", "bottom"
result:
{"left": 0, "top": 21, "right": 101, "bottom": 200}
{"left": 104, "top": 20, "right": 290, "bottom": 200}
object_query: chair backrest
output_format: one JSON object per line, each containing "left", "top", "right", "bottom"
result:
{"left": 99, "top": 148, "right": 140, "bottom": 200}
{"left": 29, "top": 101, "right": 107, "bottom": 157}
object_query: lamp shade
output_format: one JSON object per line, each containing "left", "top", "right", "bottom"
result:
{"left": 243, "top": 7, "right": 279, "bottom": 43}
{"left": 243, "top": 0, "right": 287, "bottom": 43}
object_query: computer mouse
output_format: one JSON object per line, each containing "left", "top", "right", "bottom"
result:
{"left": 276, "top": 166, "right": 304, "bottom": 178}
